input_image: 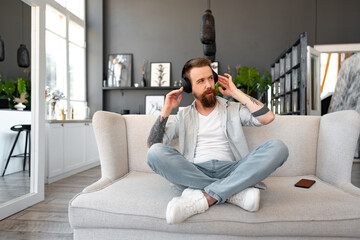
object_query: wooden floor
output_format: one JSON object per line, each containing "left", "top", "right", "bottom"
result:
{"left": 0, "top": 163, "right": 359, "bottom": 240}
{"left": 0, "top": 171, "right": 30, "bottom": 204}
{"left": 0, "top": 166, "right": 101, "bottom": 240}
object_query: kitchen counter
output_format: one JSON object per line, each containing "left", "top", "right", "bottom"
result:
{"left": 46, "top": 119, "right": 92, "bottom": 123}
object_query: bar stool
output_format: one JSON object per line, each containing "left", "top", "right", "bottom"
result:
{"left": 2, "top": 124, "right": 31, "bottom": 177}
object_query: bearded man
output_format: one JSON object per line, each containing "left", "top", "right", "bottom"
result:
{"left": 146, "top": 57, "right": 289, "bottom": 224}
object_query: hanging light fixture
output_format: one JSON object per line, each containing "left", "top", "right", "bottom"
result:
{"left": 200, "top": 9, "right": 215, "bottom": 44}
{"left": 0, "top": 35, "right": 4, "bottom": 61}
{"left": 17, "top": 44, "right": 30, "bottom": 68}
{"left": 17, "top": 2, "right": 30, "bottom": 68}
{"left": 200, "top": 0, "right": 216, "bottom": 62}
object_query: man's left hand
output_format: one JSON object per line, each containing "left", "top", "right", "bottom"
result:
{"left": 217, "top": 73, "right": 240, "bottom": 98}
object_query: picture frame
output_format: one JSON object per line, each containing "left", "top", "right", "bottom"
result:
{"left": 107, "top": 54, "right": 133, "bottom": 87}
{"left": 150, "top": 62, "right": 171, "bottom": 87}
{"left": 145, "top": 95, "right": 165, "bottom": 115}
{"left": 210, "top": 61, "right": 218, "bottom": 74}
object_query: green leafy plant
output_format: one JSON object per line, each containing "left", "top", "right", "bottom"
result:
{"left": 0, "top": 79, "right": 16, "bottom": 99}
{"left": 216, "top": 66, "right": 272, "bottom": 102}
{"left": 0, "top": 77, "right": 31, "bottom": 109}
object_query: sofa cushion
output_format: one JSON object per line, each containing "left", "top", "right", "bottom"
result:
{"left": 69, "top": 172, "right": 360, "bottom": 238}
{"left": 125, "top": 115, "right": 179, "bottom": 173}
{"left": 243, "top": 115, "right": 320, "bottom": 177}
{"left": 123, "top": 114, "right": 320, "bottom": 177}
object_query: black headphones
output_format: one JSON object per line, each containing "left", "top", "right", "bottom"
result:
{"left": 180, "top": 59, "right": 218, "bottom": 93}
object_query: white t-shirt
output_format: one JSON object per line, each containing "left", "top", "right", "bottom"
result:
{"left": 194, "top": 104, "right": 236, "bottom": 164}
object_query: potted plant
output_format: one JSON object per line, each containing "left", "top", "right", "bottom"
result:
{"left": 13, "top": 78, "right": 28, "bottom": 110}
{"left": 0, "top": 76, "right": 31, "bottom": 110}
{"left": 216, "top": 66, "right": 272, "bottom": 103}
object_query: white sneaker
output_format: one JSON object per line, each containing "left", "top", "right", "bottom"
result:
{"left": 227, "top": 188, "right": 260, "bottom": 212}
{"left": 166, "top": 189, "right": 209, "bottom": 224}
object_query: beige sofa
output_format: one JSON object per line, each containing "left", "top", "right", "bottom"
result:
{"left": 69, "top": 110, "right": 360, "bottom": 240}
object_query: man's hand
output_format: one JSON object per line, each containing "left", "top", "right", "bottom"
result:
{"left": 217, "top": 74, "right": 240, "bottom": 98}
{"left": 161, "top": 87, "right": 183, "bottom": 117}
{"left": 218, "top": 73, "right": 275, "bottom": 125}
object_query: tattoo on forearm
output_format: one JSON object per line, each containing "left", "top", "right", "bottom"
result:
{"left": 248, "top": 96, "right": 260, "bottom": 106}
{"left": 147, "top": 115, "right": 169, "bottom": 147}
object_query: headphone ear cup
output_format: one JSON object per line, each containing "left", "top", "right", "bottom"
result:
{"left": 212, "top": 69, "right": 218, "bottom": 83}
{"left": 181, "top": 77, "right": 192, "bottom": 93}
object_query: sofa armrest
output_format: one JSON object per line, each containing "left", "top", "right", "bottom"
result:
{"left": 87, "top": 111, "right": 129, "bottom": 192}
{"left": 316, "top": 110, "right": 360, "bottom": 189}
{"left": 82, "top": 177, "right": 116, "bottom": 193}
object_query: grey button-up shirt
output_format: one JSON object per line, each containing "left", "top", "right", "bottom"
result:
{"left": 163, "top": 96, "right": 263, "bottom": 162}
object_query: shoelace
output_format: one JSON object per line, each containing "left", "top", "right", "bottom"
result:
{"left": 230, "top": 192, "right": 244, "bottom": 203}
{"left": 180, "top": 196, "right": 204, "bottom": 215}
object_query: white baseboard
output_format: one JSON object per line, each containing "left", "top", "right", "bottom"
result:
{"left": 46, "top": 161, "right": 100, "bottom": 184}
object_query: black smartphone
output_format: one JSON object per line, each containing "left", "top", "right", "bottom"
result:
{"left": 294, "top": 179, "right": 316, "bottom": 189}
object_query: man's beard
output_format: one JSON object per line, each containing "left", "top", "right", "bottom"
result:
{"left": 195, "top": 88, "right": 217, "bottom": 108}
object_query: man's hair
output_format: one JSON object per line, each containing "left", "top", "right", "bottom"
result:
{"left": 182, "top": 57, "right": 212, "bottom": 81}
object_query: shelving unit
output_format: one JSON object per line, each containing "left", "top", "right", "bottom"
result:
{"left": 270, "top": 32, "right": 307, "bottom": 115}
{"left": 102, "top": 85, "right": 193, "bottom": 115}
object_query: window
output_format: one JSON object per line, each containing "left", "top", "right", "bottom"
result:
{"left": 45, "top": 0, "right": 86, "bottom": 119}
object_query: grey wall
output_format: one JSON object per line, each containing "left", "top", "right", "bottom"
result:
{"left": 87, "top": 0, "right": 360, "bottom": 115}
{"left": 0, "top": 0, "right": 31, "bottom": 81}
{"left": 316, "top": 0, "right": 360, "bottom": 44}
{"left": 86, "top": 0, "right": 103, "bottom": 116}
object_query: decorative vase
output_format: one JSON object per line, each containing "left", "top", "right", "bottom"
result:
{"left": 14, "top": 102, "right": 26, "bottom": 111}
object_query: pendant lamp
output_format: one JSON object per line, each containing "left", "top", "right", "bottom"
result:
{"left": 200, "top": 9, "right": 215, "bottom": 44}
{"left": 200, "top": 0, "right": 216, "bottom": 62}
{"left": 17, "top": 2, "right": 30, "bottom": 68}
{"left": 0, "top": 36, "right": 4, "bottom": 61}
{"left": 17, "top": 44, "right": 30, "bottom": 68}
{"left": 203, "top": 42, "right": 216, "bottom": 56}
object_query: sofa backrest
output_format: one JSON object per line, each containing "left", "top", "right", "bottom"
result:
{"left": 243, "top": 115, "right": 320, "bottom": 177}
{"left": 123, "top": 114, "right": 321, "bottom": 177}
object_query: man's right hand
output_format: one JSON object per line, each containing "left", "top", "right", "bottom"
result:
{"left": 161, "top": 87, "right": 184, "bottom": 117}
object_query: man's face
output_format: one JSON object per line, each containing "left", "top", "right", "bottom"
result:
{"left": 189, "top": 66, "right": 217, "bottom": 108}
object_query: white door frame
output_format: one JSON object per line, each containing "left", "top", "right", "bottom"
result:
{"left": 0, "top": 0, "right": 45, "bottom": 220}
{"left": 314, "top": 43, "right": 360, "bottom": 53}
{"left": 307, "top": 46, "right": 321, "bottom": 116}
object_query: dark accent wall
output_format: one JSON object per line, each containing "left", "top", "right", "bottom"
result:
{"left": 86, "top": 0, "right": 360, "bottom": 115}
{"left": 316, "top": 0, "right": 360, "bottom": 44}
{"left": 0, "top": 0, "right": 31, "bottom": 81}
{"left": 86, "top": 0, "right": 103, "bottom": 117}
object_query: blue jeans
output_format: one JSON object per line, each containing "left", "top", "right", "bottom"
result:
{"left": 146, "top": 139, "right": 288, "bottom": 203}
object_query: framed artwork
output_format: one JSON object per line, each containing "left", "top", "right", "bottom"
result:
{"left": 211, "top": 61, "right": 218, "bottom": 74}
{"left": 151, "top": 62, "right": 171, "bottom": 87}
{"left": 107, "top": 54, "right": 132, "bottom": 87}
{"left": 145, "top": 95, "right": 165, "bottom": 115}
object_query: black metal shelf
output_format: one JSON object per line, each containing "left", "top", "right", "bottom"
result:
{"left": 272, "top": 63, "right": 301, "bottom": 83}
{"left": 270, "top": 33, "right": 307, "bottom": 115}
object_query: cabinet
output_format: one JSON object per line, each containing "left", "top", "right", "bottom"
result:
{"left": 46, "top": 121, "right": 100, "bottom": 183}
